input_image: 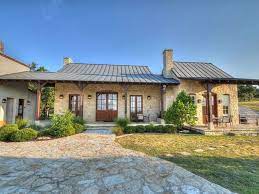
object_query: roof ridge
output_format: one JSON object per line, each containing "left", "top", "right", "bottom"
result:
{"left": 174, "top": 61, "right": 212, "bottom": 64}
{"left": 68, "top": 63, "right": 149, "bottom": 68}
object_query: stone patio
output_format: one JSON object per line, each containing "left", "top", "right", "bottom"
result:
{"left": 0, "top": 132, "right": 233, "bottom": 193}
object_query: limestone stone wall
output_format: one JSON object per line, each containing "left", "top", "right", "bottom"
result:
{"left": 54, "top": 83, "right": 161, "bottom": 123}
{"left": 164, "top": 80, "right": 239, "bottom": 125}
{"left": 54, "top": 81, "right": 239, "bottom": 125}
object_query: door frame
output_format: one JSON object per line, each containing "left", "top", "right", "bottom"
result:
{"left": 96, "top": 92, "right": 118, "bottom": 122}
{"left": 130, "top": 95, "right": 143, "bottom": 122}
{"left": 69, "top": 94, "right": 82, "bottom": 117}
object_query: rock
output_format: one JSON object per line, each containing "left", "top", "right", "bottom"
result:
{"left": 207, "top": 147, "right": 216, "bottom": 150}
{"left": 143, "top": 185, "right": 155, "bottom": 194}
{"left": 181, "top": 185, "right": 200, "bottom": 194}
{"left": 194, "top": 149, "right": 204, "bottom": 153}
{"left": 180, "top": 152, "right": 191, "bottom": 156}
{"left": 103, "top": 175, "right": 126, "bottom": 187}
{"left": 167, "top": 175, "right": 182, "bottom": 185}
{"left": 35, "top": 184, "right": 54, "bottom": 192}
{"left": 155, "top": 165, "right": 171, "bottom": 177}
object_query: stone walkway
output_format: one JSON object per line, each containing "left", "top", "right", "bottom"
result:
{"left": 0, "top": 133, "right": 233, "bottom": 193}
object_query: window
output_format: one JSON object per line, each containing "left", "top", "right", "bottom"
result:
{"left": 97, "top": 94, "right": 107, "bottom": 110}
{"left": 189, "top": 94, "right": 196, "bottom": 104}
{"left": 222, "top": 94, "right": 230, "bottom": 116}
{"left": 130, "top": 95, "right": 143, "bottom": 114}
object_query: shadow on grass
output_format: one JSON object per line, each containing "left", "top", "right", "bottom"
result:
{"left": 161, "top": 155, "right": 259, "bottom": 194}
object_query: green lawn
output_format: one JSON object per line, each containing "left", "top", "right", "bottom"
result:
{"left": 239, "top": 99, "right": 259, "bottom": 112}
{"left": 116, "top": 134, "right": 259, "bottom": 194}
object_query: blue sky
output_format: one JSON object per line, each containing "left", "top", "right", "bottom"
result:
{"left": 0, "top": 0, "right": 259, "bottom": 78}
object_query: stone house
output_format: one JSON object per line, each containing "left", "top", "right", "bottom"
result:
{"left": 0, "top": 42, "right": 36, "bottom": 126}
{"left": 0, "top": 48, "right": 258, "bottom": 129}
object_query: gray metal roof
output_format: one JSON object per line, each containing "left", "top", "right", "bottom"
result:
{"left": 0, "top": 68, "right": 179, "bottom": 85}
{"left": 172, "top": 61, "right": 233, "bottom": 79}
{"left": 58, "top": 63, "right": 152, "bottom": 75}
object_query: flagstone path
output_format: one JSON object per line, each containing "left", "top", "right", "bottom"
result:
{"left": 0, "top": 132, "right": 233, "bottom": 193}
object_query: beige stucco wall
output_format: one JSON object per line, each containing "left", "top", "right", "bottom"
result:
{"left": 164, "top": 80, "right": 239, "bottom": 125}
{"left": 54, "top": 83, "right": 161, "bottom": 123}
{"left": 54, "top": 81, "right": 239, "bottom": 125}
{"left": 0, "top": 54, "right": 29, "bottom": 76}
{"left": 0, "top": 82, "right": 36, "bottom": 126}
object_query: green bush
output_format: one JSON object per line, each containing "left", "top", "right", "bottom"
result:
{"left": 38, "top": 128, "right": 52, "bottom": 137}
{"left": 73, "top": 123, "right": 86, "bottom": 134}
{"left": 49, "top": 111, "right": 76, "bottom": 137}
{"left": 15, "top": 119, "right": 28, "bottom": 129}
{"left": 115, "top": 118, "right": 130, "bottom": 129}
{"left": 165, "top": 91, "right": 197, "bottom": 129}
{"left": 10, "top": 128, "right": 38, "bottom": 142}
{"left": 0, "top": 124, "right": 19, "bottom": 141}
{"left": 124, "top": 125, "right": 177, "bottom": 134}
{"left": 73, "top": 116, "right": 86, "bottom": 125}
{"left": 112, "top": 127, "right": 124, "bottom": 136}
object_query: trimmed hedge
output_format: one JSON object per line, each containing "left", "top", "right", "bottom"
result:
{"left": 124, "top": 125, "right": 177, "bottom": 134}
{"left": 10, "top": 128, "right": 38, "bottom": 142}
{"left": 0, "top": 124, "right": 19, "bottom": 141}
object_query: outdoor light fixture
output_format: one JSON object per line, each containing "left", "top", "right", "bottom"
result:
{"left": 88, "top": 95, "right": 92, "bottom": 99}
{"left": 218, "top": 99, "right": 222, "bottom": 104}
{"left": 27, "top": 100, "right": 31, "bottom": 105}
{"left": 147, "top": 96, "right": 151, "bottom": 100}
{"left": 122, "top": 95, "right": 125, "bottom": 100}
{"left": 59, "top": 94, "right": 64, "bottom": 99}
{"left": 2, "top": 98, "right": 6, "bottom": 103}
{"left": 197, "top": 99, "right": 202, "bottom": 103}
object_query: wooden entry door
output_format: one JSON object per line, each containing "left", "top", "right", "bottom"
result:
{"left": 96, "top": 92, "right": 118, "bottom": 121}
{"left": 69, "top": 95, "right": 81, "bottom": 116}
{"left": 130, "top": 95, "right": 143, "bottom": 122}
{"left": 202, "top": 93, "right": 218, "bottom": 124}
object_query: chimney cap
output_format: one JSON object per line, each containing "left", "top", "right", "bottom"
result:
{"left": 63, "top": 57, "right": 73, "bottom": 65}
{"left": 163, "top": 49, "right": 173, "bottom": 54}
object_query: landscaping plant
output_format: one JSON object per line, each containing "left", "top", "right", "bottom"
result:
{"left": 164, "top": 91, "right": 197, "bottom": 129}
{"left": 10, "top": 128, "right": 38, "bottom": 142}
{"left": 115, "top": 118, "right": 130, "bottom": 129}
{"left": 0, "top": 124, "right": 19, "bottom": 141}
{"left": 15, "top": 118, "right": 28, "bottom": 129}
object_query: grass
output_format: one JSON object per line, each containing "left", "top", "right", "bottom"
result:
{"left": 239, "top": 99, "right": 259, "bottom": 112}
{"left": 116, "top": 134, "right": 259, "bottom": 193}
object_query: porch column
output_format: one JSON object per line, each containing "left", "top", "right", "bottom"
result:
{"left": 206, "top": 82, "right": 214, "bottom": 130}
{"left": 35, "top": 81, "right": 48, "bottom": 120}
{"left": 122, "top": 85, "right": 129, "bottom": 118}
{"left": 160, "top": 85, "right": 167, "bottom": 118}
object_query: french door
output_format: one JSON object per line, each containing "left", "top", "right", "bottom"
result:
{"left": 69, "top": 95, "right": 81, "bottom": 116}
{"left": 130, "top": 95, "right": 143, "bottom": 121}
{"left": 96, "top": 92, "right": 118, "bottom": 121}
{"left": 202, "top": 93, "right": 218, "bottom": 124}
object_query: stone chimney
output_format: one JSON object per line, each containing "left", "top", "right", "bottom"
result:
{"left": 0, "top": 41, "right": 4, "bottom": 54}
{"left": 63, "top": 57, "right": 73, "bottom": 65}
{"left": 162, "top": 49, "right": 174, "bottom": 78}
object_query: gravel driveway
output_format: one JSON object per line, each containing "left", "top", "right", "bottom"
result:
{"left": 0, "top": 132, "right": 233, "bottom": 193}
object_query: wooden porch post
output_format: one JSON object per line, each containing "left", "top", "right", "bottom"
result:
{"left": 122, "top": 85, "right": 129, "bottom": 118}
{"left": 35, "top": 83, "right": 41, "bottom": 120}
{"left": 160, "top": 85, "right": 166, "bottom": 118}
{"left": 35, "top": 81, "right": 48, "bottom": 121}
{"left": 206, "top": 82, "right": 214, "bottom": 130}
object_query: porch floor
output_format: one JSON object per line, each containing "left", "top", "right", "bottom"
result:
{"left": 186, "top": 124, "right": 259, "bottom": 135}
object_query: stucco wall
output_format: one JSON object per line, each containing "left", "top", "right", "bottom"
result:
{"left": 54, "top": 83, "right": 161, "bottom": 123}
{"left": 0, "top": 54, "right": 29, "bottom": 76}
{"left": 0, "top": 82, "right": 36, "bottom": 126}
{"left": 54, "top": 81, "right": 239, "bottom": 125}
{"left": 164, "top": 80, "right": 239, "bottom": 125}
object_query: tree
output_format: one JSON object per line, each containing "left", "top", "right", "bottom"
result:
{"left": 164, "top": 91, "right": 197, "bottom": 129}
{"left": 238, "top": 85, "right": 256, "bottom": 101}
{"left": 29, "top": 62, "right": 37, "bottom": 71}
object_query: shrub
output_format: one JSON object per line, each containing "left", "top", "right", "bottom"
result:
{"left": 124, "top": 125, "right": 177, "bottom": 134}
{"left": 10, "top": 128, "right": 38, "bottom": 142}
{"left": 164, "top": 91, "right": 197, "bottom": 129}
{"left": 73, "top": 116, "right": 86, "bottom": 125}
{"left": 49, "top": 111, "right": 76, "bottom": 137}
{"left": 115, "top": 118, "right": 130, "bottom": 129}
{"left": 38, "top": 128, "right": 52, "bottom": 137}
{"left": 15, "top": 119, "right": 28, "bottom": 129}
{"left": 73, "top": 123, "right": 86, "bottom": 134}
{"left": 112, "top": 127, "right": 124, "bottom": 136}
{"left": 0, "top": 124, "right": 19, "bottom": 141}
